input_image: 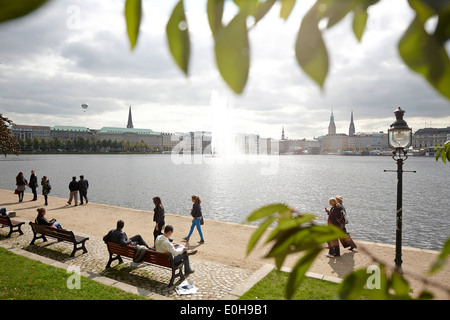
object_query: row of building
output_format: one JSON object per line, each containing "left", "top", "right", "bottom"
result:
{"left": 280, "top": 111, "right": 450, "bottom": 155}
{"left": 9, "top": 107, "right": 450, "bottom": 155}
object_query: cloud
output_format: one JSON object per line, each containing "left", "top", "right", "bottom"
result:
{"left": 0, "top": 0, "right": 448, "bottom": 140}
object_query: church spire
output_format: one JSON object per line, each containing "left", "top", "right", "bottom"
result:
{"left": 328, "top": 109, "right": 336, "bottom": 135}
{"left": 127, "top": 106, "right": 134, "bottom": 128}
{"left": 349, "top": 110, "right": 355, "bottom": 136}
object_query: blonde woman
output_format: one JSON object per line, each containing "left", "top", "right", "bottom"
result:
{"left": 326, "top": 198, "right": 343, "bottom": 257}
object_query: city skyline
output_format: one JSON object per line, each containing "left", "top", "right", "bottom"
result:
{"left": 0, "top": 0, "right": 449, "bottom": 140}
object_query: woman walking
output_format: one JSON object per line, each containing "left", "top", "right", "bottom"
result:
{"left": 325, "top": 198, "right": 344, "bottom": 257}
{"left": 41, "top": 176, "right": 51, "bottom": 206}
{"left": 335, "top": 195, "right": 357, "bottom": 251}
{"left": 152, "top": 196, "right": 165, "bottom": 245}
{"left": 183, "top": 195, "right": 204, "bottom": 244}
{"left": 15, "top": 172, "right": 28, "bottom": 202}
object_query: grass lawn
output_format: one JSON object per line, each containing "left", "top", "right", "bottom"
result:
{"left": 0, "top": 247, "right": 147, "bottom": 300}
{"left": 240, "top": 269, "right": 370, "bottom": 300}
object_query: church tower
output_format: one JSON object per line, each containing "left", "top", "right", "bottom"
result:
{"left": 281, "top": 126, "right": 286, "bottom": 140}
{"left": 127, "top": 106, "right": 134, "bottom": 128}
{"left": 349, "top": 110, "right": 355, "bottom": 136}
{"left": 328, "top": 109, "right": 336, "bottom": 135}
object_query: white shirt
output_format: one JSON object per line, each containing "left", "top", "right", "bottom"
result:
{"left": 155, "top": 234, "right": 184, "bottom": 257}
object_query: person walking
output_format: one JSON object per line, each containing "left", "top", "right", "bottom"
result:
{"left": 29, "top": 170, "right": 38, "bottom": 201}
{"left": 15, "top": 172, "right": 28, "bottom": 202}
{"left": 78, "top": 175, "right": 89, "bottom": 205}
{"left": 325, "top": 198, "right": 344, "bottom": 257}
{"left": 183, "top": 195, "right": 205, "bottom": 244}
{"left": 152, "top": 196, "right": 165, "bottom": 246}
{"left": 335, "top": 195, "right": 357, "bottom": 251}
{"left": 41, "top": 176, "right": 51, "bottom": 206}
{"left": 67, "top": 176, "right": 79, "bottom": 206}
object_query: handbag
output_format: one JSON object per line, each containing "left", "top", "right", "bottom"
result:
{"left": 200, "top": 217, "right": 204, "bottom": 225}
{"left": 14, "top": 189, "right": 18, "bottom": 194}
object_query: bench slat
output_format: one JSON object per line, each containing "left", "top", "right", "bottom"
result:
{"left": 29, "top": 222, "right": 89, "bottom": 257}
{"left": 105, "top": 241, "right": 182, "bottom": 286}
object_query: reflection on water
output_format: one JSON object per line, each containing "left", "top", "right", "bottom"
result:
{"left": 1, "top": 154, "right": 449, "bottom": 250}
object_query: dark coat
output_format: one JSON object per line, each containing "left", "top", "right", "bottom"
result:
{"left": 103, "top": 229, "right": 131, "bottom": 247}
{"left": 328, "top": 206, "right": 344, "bottom": 228}
{"left": 191, "top": 202, "right": 202, "bottom": 218}
{"left": 153, "top": 205, "right": 165, "bottom": 225}
{"left": 69, "top": 180, "right": 79, "bottom": 192}
{"left": 78, "top": 179, "right": 89, "bottom": 191}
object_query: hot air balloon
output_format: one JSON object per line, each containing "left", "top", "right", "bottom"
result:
{"left": 81, "top": 104, "right": 88, "bottom": 112}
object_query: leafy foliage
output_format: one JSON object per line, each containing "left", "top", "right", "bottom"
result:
{"left": 435, "top": 140, "right": 450, "bottom": 164}
{"left": 0, "top": 114, "right": 19, "bottom": 157}
{"left": 1, "top": 0, "right": 449, "bottom": 98}
{"left": 246, "top": 203, "right": 346, "bottom": 299}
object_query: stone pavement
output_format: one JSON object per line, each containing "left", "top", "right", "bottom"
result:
{"left": 0, "top": 221, "right": 267, "bottom": 300}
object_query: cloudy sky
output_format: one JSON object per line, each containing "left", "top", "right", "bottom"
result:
{"left": 0, "top": 0, "right": 449, "bottom": 140}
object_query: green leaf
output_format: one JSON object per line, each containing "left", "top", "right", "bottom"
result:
{"left": 166, "top": 0, "right": 190, "bottom": 75}
{"left": 352, "top": 7, "right": 368, "bottom": 42}
{"left": 390, "top": 272, "right": 412, "bottom": 299}
{"left": 214, "top": 12, "right": 250, "bottom": 94}
{"left": 125, "top": 0, "right": 142, "bottom": 50}
{"left": 246, "top": 217, "right": 275, "bottom": 255}
{"left": 247, "top": 203, "right": 290, "bottom": 222}
{"left": 295, "top": 6, "right": 329, "bottom": 88}
{"left": 280, "top": 0, "right": 296, "bottom": 20}
{"left": 399, "top": 14, "right": 450, "bottom": 99}
{"left": 338, "top": 268, "right": 369, "bottom": 300}
{"left": 0, "top": 0, "right": 49, "bottom": 23}
{"left": 429, "top": 237, "right": 450, "bottom": 274}
{"left": 286, "top": 247, "right": 322, "bottom": 299}
{"left": 207, "top": 0, "right": 224, "bottom": 39}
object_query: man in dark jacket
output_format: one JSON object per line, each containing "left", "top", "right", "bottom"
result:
{"left": 78, "top": 175, "right": 89, "bottom": 205}
{"left": 29, "top": 170, "right": 38, "bottom": 201}
{"left": 68, "top": 176, "right": 79, "bottom": 206}
{"left": 103, "top": 220, "right": 150, "bottom": 248}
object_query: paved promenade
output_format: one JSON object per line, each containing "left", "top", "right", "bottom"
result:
{"left": 0, "top": 189, "right": 448, "bottom": 300}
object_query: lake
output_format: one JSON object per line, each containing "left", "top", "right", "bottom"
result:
{"left": 1, "top": 153, "right": 449, "bottom": 250}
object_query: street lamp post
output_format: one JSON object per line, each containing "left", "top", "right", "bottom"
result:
{"left": 386, "top": 107, "right": 413, "bottom": 274}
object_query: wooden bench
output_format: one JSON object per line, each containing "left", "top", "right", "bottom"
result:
{"left": 105, "top": 241, "right": 185, "bottom": 287}
{"left": 0, "top": 215, "right": 25, "bottom": 238}
{"left": 29, "top": 222, "right": 89, "bottom": 257}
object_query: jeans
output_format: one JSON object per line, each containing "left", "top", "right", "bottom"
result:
{"left": 187, "top": 218, "right": 204, "bottom": 240}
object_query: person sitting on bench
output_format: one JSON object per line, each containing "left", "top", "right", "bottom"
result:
{"left": 103, "top": 220, "right": 150, "bottom": 249}
{"left": 35, "top": 208, "right": 63, "bottom": 229}
{"left": 155, "top": 225, "right": 196, "bottom": 275}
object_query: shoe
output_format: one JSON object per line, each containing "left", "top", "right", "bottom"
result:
{"left": 198, "top": 240, "right": 204, "bottom": 244}
{"left": 67, "top": 202, "right": 71, "bottom": 205}
{"left": 182, "top": 237, "right": 190, "bottom": 241}
{"left": 186, "top": 249, "right": 197, "bottom": 256}
{"left": 326, "top": 254, "right": 334, "bottom": 258}
{"left": 186, "top": 270, "right": 195, "bottom": 275}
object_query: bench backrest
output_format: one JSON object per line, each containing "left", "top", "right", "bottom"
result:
{"left": 29, "top": 222, "right": 75, "bottom": 242}
{"left": 0, "top": 215, "right": 11, "bottom": 226}
{"left": 106, "top": 241, "right": 172, "bottom": 268}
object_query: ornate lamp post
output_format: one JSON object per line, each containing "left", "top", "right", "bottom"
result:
{"left": 387, "top": 107, "right": 413, "bottom": 274}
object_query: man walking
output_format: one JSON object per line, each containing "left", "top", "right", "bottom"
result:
{"left": 67, "top": 176, "right": 79, "bottom": 206}
{"left": 78, "top": 175, "right": 89, "bottom": 205}
{"left": 29, "top": 170, "right": 38, "bottom": 201}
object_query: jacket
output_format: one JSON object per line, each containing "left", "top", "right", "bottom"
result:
{"left": 78, "top": 179, "right": 89, "bottom": 191}
{"left": 328, "top": 206, "right": 344, "bottom": 228}
{"left": 155, "top": 234, "right": 183, "bottom": 257}
{"left": 191, "top": 202, "right": 202, "bottom": 218}
{"left": 69, "top": 180, "right": 79, "bottom": 192}
{"left": 103, "top": 229, "right": 131, "bottom": 247}
{"left": 153, "top": 205, "right": 165, "bottom": 225}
